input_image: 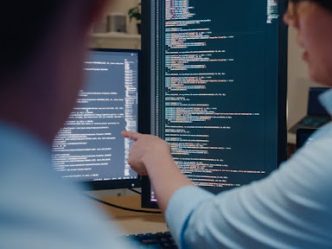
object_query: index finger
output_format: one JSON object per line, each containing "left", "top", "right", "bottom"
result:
{"left": 122, "top": 131, "right": 142, "bottom": 141}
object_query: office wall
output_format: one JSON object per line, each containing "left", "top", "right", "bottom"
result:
{"left": 106, "top": 0, "right": 140, "bottom": 34}
{"left": 287, "top": 28, "right": 320, "bottom": 129}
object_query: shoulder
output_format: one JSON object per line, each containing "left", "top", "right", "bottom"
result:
{"left": 0, "top": 125, "right": 133, "bottom": 249}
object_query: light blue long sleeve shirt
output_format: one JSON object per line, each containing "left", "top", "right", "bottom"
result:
{"left": 0, "top": 123, "right": 136, "bottom": 248}
{"left": 166, "top": 89, "right": 332, "bottom": 249}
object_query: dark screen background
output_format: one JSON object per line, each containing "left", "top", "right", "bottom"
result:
{"left": 151, "top": 0, "right": 282, "bottom": 195}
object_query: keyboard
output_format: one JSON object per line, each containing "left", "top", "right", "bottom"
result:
{"left": 126, "top": 231, "right": 178, "bottom": 249}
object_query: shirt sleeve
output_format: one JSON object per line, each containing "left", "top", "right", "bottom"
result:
{"left": 165, "top": 186, "right": 214, "bottom": 248}
{"left": 166, "top": 136, "right": 332, "bottom": 249}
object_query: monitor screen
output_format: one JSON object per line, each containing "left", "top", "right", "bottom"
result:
{"left": 52, "top": 49, "right": 140, "bottom": 190}
{"left": 307, "top": 87, "right": 330, "bottom": 116}
{"left": 142, "top": 0, "right": 287, "bottom": 207}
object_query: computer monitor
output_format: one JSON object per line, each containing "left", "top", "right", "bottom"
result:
{"left": 141, "top": 0, "right": 288, "bottom": 208}
{"left": 52, "top": 49, "right": 141, "bottom": 190}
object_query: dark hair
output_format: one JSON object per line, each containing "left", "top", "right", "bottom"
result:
{"left": 0, "top": 1, "right": 67, "bottom": 77}
{"left": 290, "top": 0, "right": 332, "bottom": 11}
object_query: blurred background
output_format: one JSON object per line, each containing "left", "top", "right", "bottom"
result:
{"left": 89, "top": 0, "right": 322, "bottom": 159}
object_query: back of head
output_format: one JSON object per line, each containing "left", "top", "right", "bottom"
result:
{"left": 290, "top": 0, "right": 332, "bottom": 11}
{"left": 0, "top": 0, "right": 110, "bottom": 144}
{"left": 312, "top": 0, "right": 332, "bottom": 11}
{"left": 0, "top": 1, "right": 68, "bottom": 79}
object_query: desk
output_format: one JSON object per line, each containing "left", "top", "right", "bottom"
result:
{"left": 94, "top": 195, "right": 168, "bottom": 235}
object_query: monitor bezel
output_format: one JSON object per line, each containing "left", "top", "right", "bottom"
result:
{"left": 141, "top": 0, "right": 289, "bottom": 208}
{"left": 81, "top": 48, "right": 142, "bottom": 190}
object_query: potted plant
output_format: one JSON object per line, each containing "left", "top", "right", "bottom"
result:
{"left": 128, "top": 3, "right": 141, "bottom": 34}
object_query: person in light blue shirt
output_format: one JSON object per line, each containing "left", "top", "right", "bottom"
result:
{"left": 0, "top": 0, "right": 137, "bottom": 248}
{"left": 0, "top": 123, "right": 137, "bottom": 248}
{"left": 123, "top": 1, "right": 332, "bottom": 248}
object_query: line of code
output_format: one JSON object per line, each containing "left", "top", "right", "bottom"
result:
{"left": 153, "top": 0, "right": 280, "bottom": 193}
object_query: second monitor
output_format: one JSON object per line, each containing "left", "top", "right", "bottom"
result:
{"left": 52, "top": 49, "right": 140, "bottom": 190}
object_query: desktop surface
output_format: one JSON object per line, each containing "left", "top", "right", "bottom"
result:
{"left": 92, "top": 194, "right": 167, "bottom": 234}
{"left": 91, "top": 194, "right": 175, "bottom": 249}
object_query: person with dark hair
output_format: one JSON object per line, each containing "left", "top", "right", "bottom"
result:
{"left": 289, "top": 0, "right": 332, "bottom": 11}
{"left": 0, "top": 1, "right": 136, "bottom": 248}
{"left": 124, "top": 1, "right": 332, "bottom": 248}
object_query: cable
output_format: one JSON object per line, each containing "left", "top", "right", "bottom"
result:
{"left": 128, "top": 188, "right": 142, "bottom": 195}
{"left": 87, "top": 195, "right": 162, "bottom": 214}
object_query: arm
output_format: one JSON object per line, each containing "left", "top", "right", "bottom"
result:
{"left": 124, "top": 131, "right": 332, "bottom": 249}
{"left": 122, "top": 131, "right": 193, "bottom": 212}
{"left": 168, "top": 136, "right": 332, "bottom": 249}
